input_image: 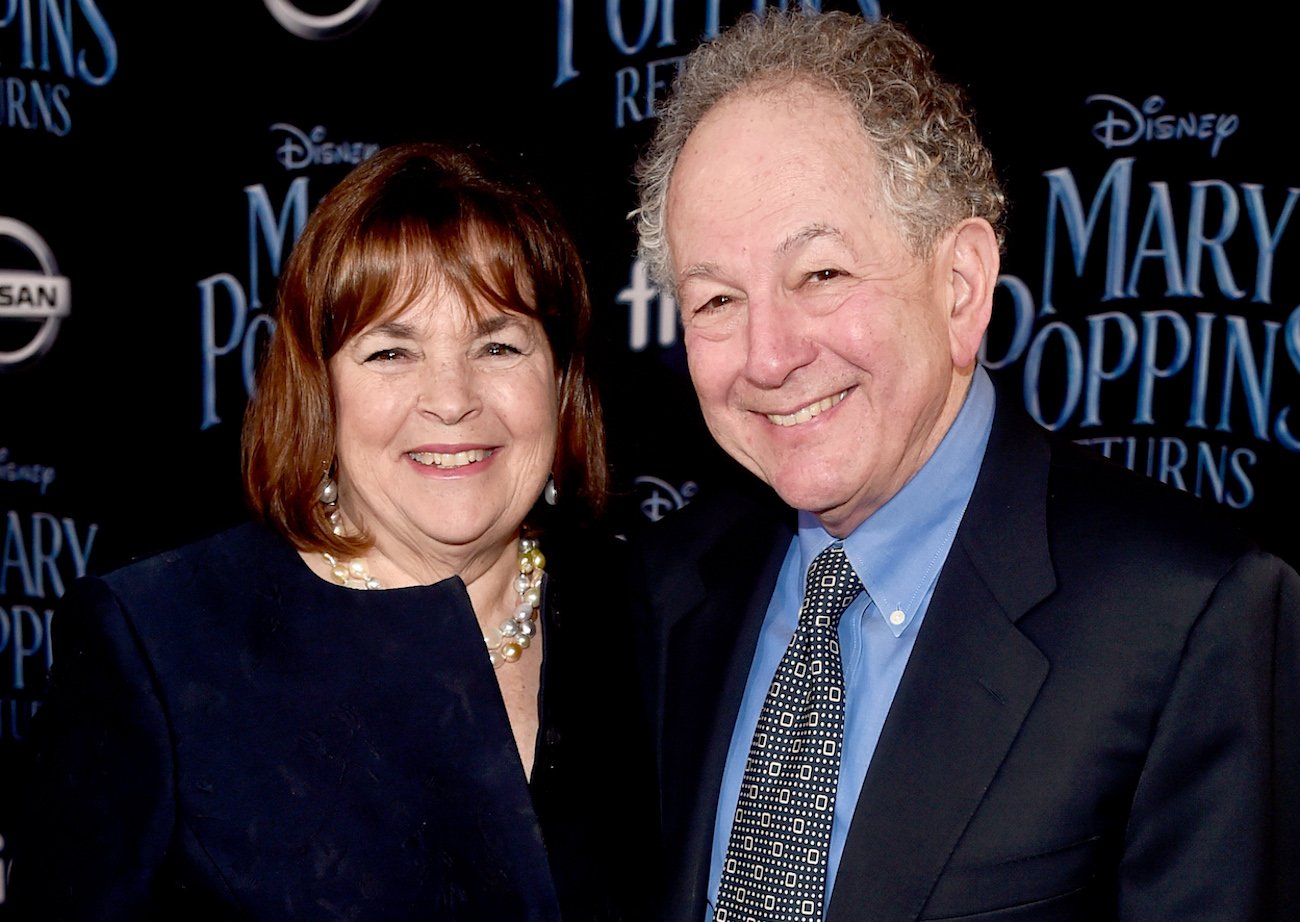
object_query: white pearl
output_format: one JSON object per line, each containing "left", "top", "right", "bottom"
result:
{"left": 500, "top": 621, "right": 518, "bottom": 636}
{"left": 319, "top": 479, "right": 337, "bottom": 503}
{"left": 523, "top": 587, "right": 541, "bottom": 608}
{"left": 518, "top": 621, "right": 535, "bottom": 637}
{"left": 514, "top": 573, "right": 531, "bottom": 594}
{"left": 516, "top": 635, "right": 530, "bottom": 649}
{"left": 364, "top": 577, "right": 381, "bottom": 590}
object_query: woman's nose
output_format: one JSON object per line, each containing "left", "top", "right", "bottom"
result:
{"left": 418, "top": 358, "right": 481, "bottom": 424}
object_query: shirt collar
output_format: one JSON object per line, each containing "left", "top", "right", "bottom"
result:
{"left": 796, "top": 367, "right": 996, "bottom": 636}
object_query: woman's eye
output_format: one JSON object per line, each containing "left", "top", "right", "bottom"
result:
{"left": 483, "top": 341, "right": 523, "bottom": 357}
{"left": 808, "top": 268, "right": 842, "bottom": 283}
{"left": 364, "top": 348, "right": 406, "bottom": 363}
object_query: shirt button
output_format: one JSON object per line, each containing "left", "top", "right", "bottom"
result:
{"left": 889, "top": 609, "right": 905, "bottom": 626}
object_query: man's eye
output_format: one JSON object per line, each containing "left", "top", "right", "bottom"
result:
{"left": 697, "top": 294, "right": 733, "bottom": 314}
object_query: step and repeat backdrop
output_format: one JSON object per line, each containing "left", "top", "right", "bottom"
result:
{"left": 1, "top": 0, "right": 1296, "bottom": 902}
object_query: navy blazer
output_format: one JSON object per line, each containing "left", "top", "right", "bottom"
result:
{"left": 7, "top": 522, "right": 657, "bottom": 921}
{"left": 630, "top": 397, "right": 1299, "bottom": 920}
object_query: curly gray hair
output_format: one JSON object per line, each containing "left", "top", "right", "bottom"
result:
{"left": 633, "top": 10, "right": 1006, "bottom": 295}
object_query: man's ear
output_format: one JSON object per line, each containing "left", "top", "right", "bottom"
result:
{"left": 944, "top": 217, "right": 1000, "bottom": 370}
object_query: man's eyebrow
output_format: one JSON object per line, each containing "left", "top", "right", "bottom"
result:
{"left": 777, "top": 223, "right": 853, "bottom": 258}
{"left": 676, "top": 225, "right": 856, "bottom": 286}
{"left": 678, "top": 262, "right": 724, "bottom": 284}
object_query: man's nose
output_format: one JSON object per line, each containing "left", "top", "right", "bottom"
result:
{"left": 742, "top": 293, "right": 816, "bottom": 389}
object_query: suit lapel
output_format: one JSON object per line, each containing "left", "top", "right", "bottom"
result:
{"left": 828, "top": 395, "right": 1059, "bottom": 921}
{"left": 652, "top": 497, "right": 794, "bottom": 921}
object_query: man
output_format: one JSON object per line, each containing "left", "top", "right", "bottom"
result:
{"left": 628, "top": 10, "right": 1298, "bottom": 921}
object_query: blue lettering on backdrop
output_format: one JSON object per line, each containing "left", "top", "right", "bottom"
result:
{"left": 984, "top": 104, "right": 1299, "bottom": 511}
{"left": 1088, "top": 95, "right": 1239, "bottom": 159}
{"left": 198, "top": 179, "right": 310, "bottom": 429}
{"left": 0, "top": 510, "right": 96, "bottom": 600}
{"left": 272, "top": 123, "right": 382, "bottom": 170}
{"left": 199, "top": 128, "right": 384, "bottom": 429}
{"left": 1038, "top": 159, "right": 1296, "bottom": 312}
{"left": 0, "top": 507, "right": 97, "bottom": 740}
{"left": 0, "top": 448, "right": 56, "bottom": 495}
{"left": 618, "top": 258, "right": 679, "bottom": 350}
{"left": 0, "top": 0, "right": 117, "bottom": 135}
{"left": 555, "top": 0, "right": 881, "bottom": 124}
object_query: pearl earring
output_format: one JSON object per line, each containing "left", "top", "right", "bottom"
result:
{"left": 543, "top": 474, "right": 558, "bottom": 506}
{"left": 319, "top": 476, "right": 343, "bottom": 535}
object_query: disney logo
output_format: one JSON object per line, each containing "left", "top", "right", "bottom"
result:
{"left": 271, "top": 123, "right": 381, "bottom": 170}
{"left": 0, "top": 447, "right": 57, "bottom": 495}
{"left": 633, "top": 475, "right": 698, "bottom": 522}
{"left": 1087, "top": 94, "right": 1239, "bottom": 158}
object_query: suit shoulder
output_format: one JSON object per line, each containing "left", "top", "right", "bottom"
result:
{"left": 1047, "top": 437, "right": 1255, "bottom": 560}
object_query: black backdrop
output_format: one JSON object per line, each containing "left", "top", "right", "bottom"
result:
{"left": 2, "top": 0, "right": 1296, "bottom": 903}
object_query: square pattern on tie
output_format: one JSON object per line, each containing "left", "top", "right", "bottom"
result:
{"left": 714, "top": 543, "right": 863, "bottom": 922}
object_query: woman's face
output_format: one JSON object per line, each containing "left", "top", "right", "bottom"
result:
{"left": 329, "top": 282, "right": 559, "bottom": 562}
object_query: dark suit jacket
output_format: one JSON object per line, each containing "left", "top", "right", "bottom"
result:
{"left": 630, "top": 398, "right": 1299, "bottom": 921}
{"left": 6, "top": 521, "right": 657, "bottom": 921}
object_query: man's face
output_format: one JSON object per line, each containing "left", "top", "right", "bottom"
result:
{"left": 666, "top": 83, "right": 984, "bottom": 537}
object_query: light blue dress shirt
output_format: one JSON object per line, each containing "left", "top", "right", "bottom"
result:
{"left": 706, "top": 368, "right": 996, "bottom": 918}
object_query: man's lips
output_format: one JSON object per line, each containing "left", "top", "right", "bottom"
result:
{"left": 763, "top": 389, "right": 849, "bottom": 427}
{"left": 407, "top": 448, "right": 494, "bottom": 469}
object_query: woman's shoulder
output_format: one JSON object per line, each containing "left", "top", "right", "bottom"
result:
{"left": 57, "top": 521, "right": 299, "bottom": 630}
{"left": 99, "top": 520, "right": 291, "bottom": 587}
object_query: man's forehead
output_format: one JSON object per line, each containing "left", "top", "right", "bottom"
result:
{"left": 666, "top": 93, "right": 889, "bottom": 259}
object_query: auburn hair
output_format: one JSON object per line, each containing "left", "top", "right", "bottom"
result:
{"left": 242, "top": 141, "right": 606, "bottom": 556}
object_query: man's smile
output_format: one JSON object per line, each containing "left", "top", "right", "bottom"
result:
{"left": 763, "top": 389, "right": 849, "bottom": 427}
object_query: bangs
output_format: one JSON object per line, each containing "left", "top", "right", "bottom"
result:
{"left": 319, "top": 202, "right": 545, "bottom": 355}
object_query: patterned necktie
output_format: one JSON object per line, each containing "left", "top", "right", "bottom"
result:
{"left": 714, "top": 543, "right": 863, "bottom": 922}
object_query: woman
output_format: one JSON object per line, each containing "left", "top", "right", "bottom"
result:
{"left": 7, "top": 142, "right": 655, "bottom": 920}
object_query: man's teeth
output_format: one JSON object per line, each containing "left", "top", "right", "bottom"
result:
{"left": 766, "top": 390, "right": 848, "bottom": 427}
{"left": 408, "top": 449, "right": 490, "bottom": 468}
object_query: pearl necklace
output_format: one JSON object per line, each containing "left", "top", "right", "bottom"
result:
{"left": 321, "top": 538, "right": 545, "bottom": 669}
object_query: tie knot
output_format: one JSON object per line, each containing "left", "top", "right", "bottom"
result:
{"left": 800, "top": 543, "right": 863, "bottom": 630}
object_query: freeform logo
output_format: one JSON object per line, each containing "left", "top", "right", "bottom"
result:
{"left": 0, "top": 218, "right": 70, "bottom": 370}
{"left": 262, "top": 0, "right": 382, "bottom": 39}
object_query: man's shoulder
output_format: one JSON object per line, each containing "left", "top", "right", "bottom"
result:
{"left": 989, "top": 409, "right": 1282, "bottom": 604}
{"left": 1046, "top": 434, "right": 1257, "bottom": 564}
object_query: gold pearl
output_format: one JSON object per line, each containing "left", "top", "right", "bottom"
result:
{"left": 501, "top": 642, "right": 523, "bottom": 662}
{"left": 530, "top": 549, "right": 546, "bottom": 570}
